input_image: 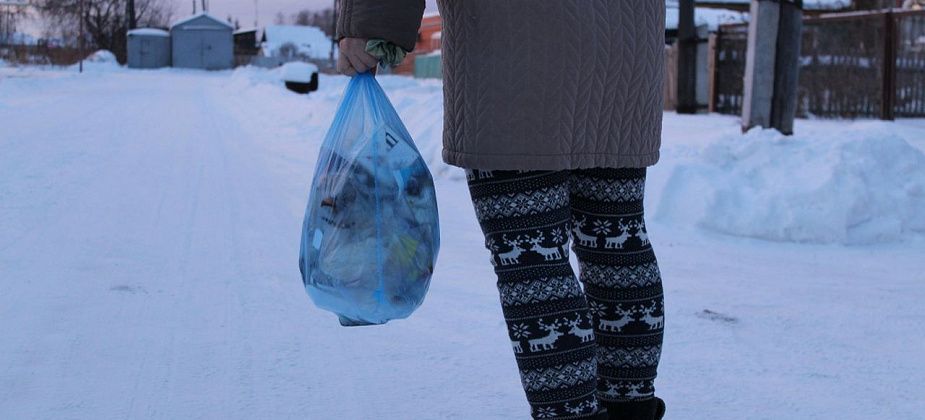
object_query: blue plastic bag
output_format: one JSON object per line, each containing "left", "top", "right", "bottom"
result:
{"left": 299, "top": 73, "right": 440, "bottom": 326}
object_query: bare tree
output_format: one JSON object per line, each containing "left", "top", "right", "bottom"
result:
{"left": 289, "top": 8, "right": 334, "bottom": 37}
{"left": 36, "top": 0, "right": 174, "bottom": 63}
{"left": 0, "top": 2, "right": 29, "bottom": 45}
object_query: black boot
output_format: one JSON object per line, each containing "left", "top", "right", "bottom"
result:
{"left": 602, "top": 397, "right": 666, "bottom": 420}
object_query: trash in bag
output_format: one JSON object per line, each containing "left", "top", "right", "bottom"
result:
{"left": 299, "top": 72, "right": 440, "bottom": 327}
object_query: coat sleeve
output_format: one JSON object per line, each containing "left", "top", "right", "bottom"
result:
{"left": 336, "top": 0, "right": 426, "bottom": 52}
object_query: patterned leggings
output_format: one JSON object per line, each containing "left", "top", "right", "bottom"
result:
{"left": 466, "top": 168, "right": 664, "bottom": 419}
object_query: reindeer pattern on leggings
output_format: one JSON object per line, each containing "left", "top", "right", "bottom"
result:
{"left": 466, "top": 168, "right": 664, "bottom": 415}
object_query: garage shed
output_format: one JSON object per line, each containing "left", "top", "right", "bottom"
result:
{"left": 170, "top": 13, "right": 234, "bottom": 70}
{"left": 127, "top": 28, "right": 171, "bottom": 69}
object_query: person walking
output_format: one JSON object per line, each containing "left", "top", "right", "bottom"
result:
{"left": 336, "top": 1, "right": 667, "bottom": 419}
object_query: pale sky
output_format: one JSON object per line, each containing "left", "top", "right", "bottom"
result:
{"left": 186, "top": 0, "right": 439, "bottom": 29}
{"left": 20, "top": 0, "right": 438, "bottom": 35}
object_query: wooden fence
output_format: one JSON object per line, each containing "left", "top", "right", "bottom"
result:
{"left": 710, "top": 23, "right": 749, "bottom": 115}
{"left": 664, "top": 44, "right": 679, "bottom": 110}
{"left": 896, "top": 11, "right": 925, "bottom": 117}
{"left": 711, "top": 8, "right": 925, "bottom": 119}
{"left": 0, "top": 43, "right": 84, "bottom": 66}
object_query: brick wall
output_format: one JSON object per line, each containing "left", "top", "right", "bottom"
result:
{"left": 393, "top": 14, "right": 442, "bottom": 75}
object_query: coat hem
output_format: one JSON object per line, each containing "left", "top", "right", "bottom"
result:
{"left": 442, "top": 149, "right": 660, "bottom": 171}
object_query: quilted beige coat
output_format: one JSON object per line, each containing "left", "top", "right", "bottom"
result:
{"left": 337, "top": 0, "right": 666, "bottom": 170}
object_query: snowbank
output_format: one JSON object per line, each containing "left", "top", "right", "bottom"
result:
{"left": 281, "top": 61, "right": 318, "bottom": 83}
{"left": 665, "top": 0, "right": 850, "bottom": 11}
{"left": 664, "top": 7, "right": 747, "bottom": 31}
{"left": 262, "top": 25, "right": 332, "bottom": 60}
{"left": 85, "top": 50, "right": 117, "bottom": 63}
{"left": 65, "top": 49, "right": 122, "bottom": 72}
{"left": 127, "top": 28, "right": 169, "bottom": 37}
{"left": 656, "top": 126, "right": 925, "bottom": 244}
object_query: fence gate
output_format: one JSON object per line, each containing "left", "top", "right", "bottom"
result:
{"left": 711, "top": 23, "right": 748, "bottom": 116}
{"left": 711, "top": 8, "right": 925, "bottom": 119}
{"left": 896, "top": 11, "right": 925, "bottom": 118}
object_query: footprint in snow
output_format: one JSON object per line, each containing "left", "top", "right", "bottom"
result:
{"left": 696, "top": 309, "right": 738, "bottom": 324}
{"left": 109, "top": 285, "right": 148, "bottom": 295}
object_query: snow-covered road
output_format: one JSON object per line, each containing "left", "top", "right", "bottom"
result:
{"left": 1, "top": 67, "right": 923, "bottom": 419}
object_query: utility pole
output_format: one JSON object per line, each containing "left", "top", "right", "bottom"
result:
{"left": 741, "top": 0, "right": 803, "bottom": 134}
{"left": 79, "top": 0, "right": 84, "bottom": 72}
{"left": 126, "top": 0, "right": 136, "bottom": 30}
{"left": 676, "top": 0, "right": 698, "bottom": 114}
{"left": 330, "top": 0, "right": 337, "bottom": 64}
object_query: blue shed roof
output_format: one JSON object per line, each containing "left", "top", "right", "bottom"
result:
{"left": 128, "top": 28, "right": 170, "bottom": 37}
{"left": 171, "top": 12, "right": 234, "bottom": 30}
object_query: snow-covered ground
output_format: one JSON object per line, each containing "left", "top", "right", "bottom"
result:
{"left": 1, "top": 64, "right": 923, "bottom": 420}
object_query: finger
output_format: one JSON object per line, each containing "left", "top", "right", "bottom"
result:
{"left": 340, "top": 62, "right": 356, "bottom": 76}
{"left": 341, "top": 51, "right": 362, "bottom": 76}
{"left": 347, "top": 48, "right": 378, "bottom": 71}
{"left": 354, "top": 50, "right": 380, "bottom": 71}
{"left": 336, "top": 51, "right": 353, "bottom": 75}
{"left": 346, "top": 51, "right": 375, "bottom": 74}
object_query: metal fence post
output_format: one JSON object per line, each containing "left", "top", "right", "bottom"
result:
{"left": 770, "top": 0, "right": 803, "bottom": 135}
{"left": 708, "top": 32, "right": 718, "bottom": 113}
{"left": 743, "top": 0, "right": 803, "bottom": 134}
{"left": 677, "top": 0, "right": 698, "bottom": 114}
{"left": 881, "top": 9, "right": 896, "bottom": 121}
{"left": 742, "top": 0, "right": 780, "bottom": 131}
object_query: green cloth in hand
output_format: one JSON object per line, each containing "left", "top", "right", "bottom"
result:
{"left": 365, "top": 39, "right": 407, "bottom": 67}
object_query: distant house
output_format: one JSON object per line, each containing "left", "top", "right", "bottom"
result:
{"left": 234, "top": 28, "right": 259, "bottom": 54}
{"left": 233, "top": 28, "right": 260, "bottom": 66}
{"left": 260, "top": 25, "right": 333, "bottom": 62}
{"left": 170, "top": 12, "right": 234, "bottom": 70}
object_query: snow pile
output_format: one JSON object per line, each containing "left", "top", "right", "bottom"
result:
{"left": 281, "top": 61, "right": 318, "bottom": 83}
{"left": 665, "top": 0, "right": 850, "bottom": 11}
{"left": 127, "top": 28, "right": 169, "bottom": 37}
{"left": 656, "top": 126, "right": 925, "bottom": 244}
{"left": 85, "top": 50, "right": 117, "bottom": 63}
{"left": 664, "top": 6, "right": 747, "bottom": 31}
{"left": 64, "top": 50, "right": 122, "bottom": 72}
{"left": 262, "top": 25, "right": 332, "bottom": 60}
